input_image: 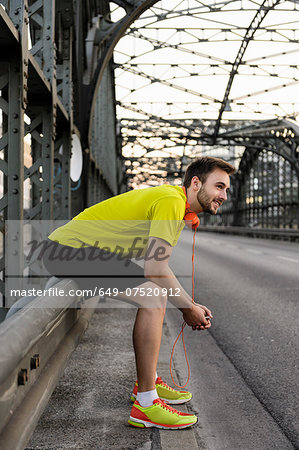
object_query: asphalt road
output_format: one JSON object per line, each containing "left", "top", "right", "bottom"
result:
{"left": 168, "top": 230, "right": 299, "bottom": 449}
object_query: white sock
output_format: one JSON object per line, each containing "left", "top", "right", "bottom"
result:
{"left": 155, "top": 371, "right": 158, "bottom": 381}
{"left": 137, "top": 389, "right": 159, "bottom": 407}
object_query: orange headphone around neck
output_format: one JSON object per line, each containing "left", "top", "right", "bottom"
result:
{"left": 181, "top": 186, "right": 200, "bottom": 230}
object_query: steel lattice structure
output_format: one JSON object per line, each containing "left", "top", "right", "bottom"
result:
{"left": 113, "top": 0, "right": 299, "bottom": 230}
{"left": 0, "top": 0, "right": 157, "bottom": 307}
{"left": 0, "top": 0, "right": 299, "bottom": 306}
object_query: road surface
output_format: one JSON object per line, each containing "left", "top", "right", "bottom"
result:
{"left": 167, "top": 231, "right": 298, "bottom": 449}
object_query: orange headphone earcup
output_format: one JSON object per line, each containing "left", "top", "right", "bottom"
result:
{"left": 184, "top": 212, "right": 200, "bottom": 230}
{"left": 181, "top": 186, "right": 200, "bottom": 230}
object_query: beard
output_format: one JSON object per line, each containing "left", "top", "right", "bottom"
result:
{"left": 197, "top": 186, "right": 218, "bottom": 215}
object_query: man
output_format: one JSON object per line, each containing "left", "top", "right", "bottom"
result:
{"left": 43, "top": 156, "right": 235, "bottom": 429}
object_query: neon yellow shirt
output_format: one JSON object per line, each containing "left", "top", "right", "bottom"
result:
{"left": 49, "top": 185, "right": 186, "bottom": 255}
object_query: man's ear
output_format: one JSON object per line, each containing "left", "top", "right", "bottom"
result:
{"left": 192, "top": 176, "right": 202, "bottom": 191}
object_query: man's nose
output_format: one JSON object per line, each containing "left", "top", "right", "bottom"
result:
{"left": 220, "top": 189, "right": 227, "bottom": 201}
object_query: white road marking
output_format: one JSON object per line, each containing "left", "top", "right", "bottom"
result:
{"left": 246, "top": 248, "right": 262, "bottom": 254}
{"left": 277, "top": 256, "right": 299, "bottom": 264}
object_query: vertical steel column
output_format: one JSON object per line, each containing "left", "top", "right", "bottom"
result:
{"left": 290, "top": 162, "right": 294, "bottom": 227}
{"left": 41, "top": 109, "right": 54, "bottom": 219}
{"left": 266, "top": 151, "right": 270, "bottom": 228}
{"left": 30, "top": 133, "right": 42, "bottom": 217}
{"left": 262, "top": 150, "right": 268, "bottom": 228}
{"left": 4, "top": 0, "right": 29, "bottom": 307}
{"left": 61, "top": 28, "right": 73, "bottom": 116}
{"left": 41, "top": 0, "right": 56, "bottom": 219}
{"left": 56, "top": 20, "right": 73, "bottom": 220}
{"left": 283, "top": 159, "right": 287, "bottom": 227}
{"left": 60, "top": 133, "right": 71, "bottom": 219}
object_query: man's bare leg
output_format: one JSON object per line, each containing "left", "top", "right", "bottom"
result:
{"left": 133, "top": 307, "right": 165, "bottom": 392}
{"left": 111, "top": 281, "right": 166, "bottom": 393}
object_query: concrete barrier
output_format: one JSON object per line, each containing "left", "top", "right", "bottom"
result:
{"left": 0, "top": 279, "right": 98, "bottom": 450}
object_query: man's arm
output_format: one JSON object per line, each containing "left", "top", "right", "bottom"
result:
{"left": 144, "top": 237, "right": 212, "bottom": 330}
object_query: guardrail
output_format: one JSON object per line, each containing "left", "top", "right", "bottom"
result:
{"left": 0, "top": 279, "right": 98, "bottom": 450}
{"left": 197, "top": 225, "right": 299, "bottom": 241}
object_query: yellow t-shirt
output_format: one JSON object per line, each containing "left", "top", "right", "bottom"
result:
{"left": 49, "top": 185, "right": 186, "bottom": 256}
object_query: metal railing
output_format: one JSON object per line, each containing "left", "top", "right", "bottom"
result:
{"left": 0, "top": 279, "right": 98, "bottom": 450}
{"left": 197, "top": 225, "right": 299, "bottom": 241}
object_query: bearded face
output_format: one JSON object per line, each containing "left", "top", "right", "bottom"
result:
{"left": 188, "top": 168, "right": 230, "bottom": 214}
{"left": 197, "top": 181, "right": 225, "bottom": 214}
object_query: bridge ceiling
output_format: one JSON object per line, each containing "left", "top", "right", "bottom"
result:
{"left": 110, "top": 0, "right": 299, "bottom": 186}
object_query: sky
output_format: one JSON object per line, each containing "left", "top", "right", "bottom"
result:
{"left": 112, "top": 0, "right": 299, "bottom": 127}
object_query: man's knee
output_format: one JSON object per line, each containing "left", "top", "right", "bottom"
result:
{"left": 149, "top": 284, "right": 167, "bottom": 310}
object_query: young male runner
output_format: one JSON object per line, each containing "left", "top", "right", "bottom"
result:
{"left": 43, "top": 156, "right": 235, "bottom": 429}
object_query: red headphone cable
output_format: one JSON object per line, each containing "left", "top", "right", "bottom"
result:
{"left": 169, "top": 227, "right": 197, "bottom": 389}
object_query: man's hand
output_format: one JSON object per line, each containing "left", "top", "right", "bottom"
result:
{"left": 182, "top": 303, "right": 213, "bottom": 331}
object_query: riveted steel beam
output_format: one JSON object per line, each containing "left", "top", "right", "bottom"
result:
{"left": 84, "top": 0, "right": 159, "bottom": 149}
{"left": 112, "top": 0, "right": 135, "bottom": 11}
{"left": 2, "top": 1, "right": 29, "bottom": 308}
{"left": 212, "top": 0, "right": 282, "bottom": 143}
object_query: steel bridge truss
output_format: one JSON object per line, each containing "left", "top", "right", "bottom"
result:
{"left": 0, "top": 0, "right": 299, "bottom": 306}
{"left": 0, "top": 0, "right": 159, "bottom": 307}
{"left": 112, "top": 0, "right": 299, "bottom": 228}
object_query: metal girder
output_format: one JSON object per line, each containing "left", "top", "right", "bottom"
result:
{"left": 84, "top": 0, "right": 159, "bottom": 149}
{"left": 0, "top": 0, "right": 81, "bottom": 305}
{"left": 230, "top": 137, "right": 299, "bottom": 228}
{"left": 117, "top": 101, "right": 210, "bottom": 137}
{"left": 116, "top": 63, "right": 220, "bottom": 103}
{"left": 112, "top": 0, "right": 135, "bottom": 11}
{"left": 212, "top": 0, "right": 282, "bottom": 143}
{"left": 114, "top": 0, "right": 299, "bottom": 174}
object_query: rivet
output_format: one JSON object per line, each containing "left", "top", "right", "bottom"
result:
{"left": 12, "top": 250, "right": 18, "bottom": 255}
{"left": 13, "top": 174, "right": 18, "bottom": 180}
{"left": 12, "top": 189, "right": 18, "bottom": 194}
{"left": 13, "top": 128, "right": 18, "bottom": 133}
{"left": 13, "top": 113, "right": 19, "bottom": 119}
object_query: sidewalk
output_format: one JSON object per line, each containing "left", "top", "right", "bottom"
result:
{"left": 26, "top": 300, "right": 199, "bottom": 449}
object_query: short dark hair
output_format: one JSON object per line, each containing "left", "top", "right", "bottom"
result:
{"left": 183, "top": 156, "right": 236, "bottom": 188}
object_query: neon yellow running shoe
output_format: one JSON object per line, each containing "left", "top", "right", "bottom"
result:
{"left": 128, "top": 399, "right": 197, "bottom": 429}
{"left": 130, "top": 377, "right": 192, "bottom": 405}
